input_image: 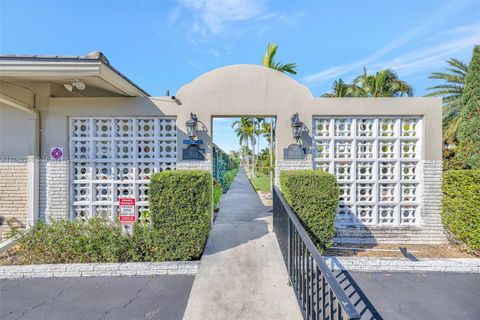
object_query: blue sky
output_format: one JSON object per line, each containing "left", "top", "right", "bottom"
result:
{"left": 1, "top": 0, "right": 479, "bottom": 152}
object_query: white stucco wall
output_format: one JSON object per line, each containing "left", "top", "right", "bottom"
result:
{"left": 0, "top": 104, "right": 35, "bottom": 158}
{"left": 0, "top": 64, "right": 445, "bottom": 243}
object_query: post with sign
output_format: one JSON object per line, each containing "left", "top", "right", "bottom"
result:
{"left": 119, "top": 198, "right": 136, "bottom": 236}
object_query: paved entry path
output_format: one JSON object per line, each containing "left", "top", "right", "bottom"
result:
{"left": 183, "top": 169, "right": 302, "bottom": 320}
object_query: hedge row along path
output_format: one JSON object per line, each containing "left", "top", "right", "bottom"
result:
{"left": 183, "top": 168, "right": 301, "bottom": 319}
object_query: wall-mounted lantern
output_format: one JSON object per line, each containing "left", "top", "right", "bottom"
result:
{"left": 185, "top": 112, "right": 198, "bottom": 140}
{"left": 291, "top": 113, "right": 304, "bottom": 142}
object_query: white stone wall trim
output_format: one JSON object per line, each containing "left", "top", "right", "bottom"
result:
{"left": 325, "top": 257, "right": 480, "bottom": 273}
{"left": 0, "top": 261, "right": 199, "bottom": 279}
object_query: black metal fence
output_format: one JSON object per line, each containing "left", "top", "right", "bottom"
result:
{"left": 273, "top": 186, "right": 361, "bottom": 320}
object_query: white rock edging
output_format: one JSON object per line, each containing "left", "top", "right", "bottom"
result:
{"left": 0, "top": 261, "right": 199, "bottom": 279}
{"left": 325, "top": 257, "right": 480, "bottom": 273}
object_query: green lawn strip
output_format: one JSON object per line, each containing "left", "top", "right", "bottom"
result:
{"left": 249, "top": 175, "right": 271, "bottom": 193}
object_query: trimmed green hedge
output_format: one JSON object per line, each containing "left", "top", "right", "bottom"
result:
{"left": 149, "top": 170, "right": 212, "bottom": 259}
{"left": 442, "top": 170, "right": 480, "bottom": 252}
{"left": 280, "top": 170, "right": 339, "bottom": 251}
{"left": 213, "top": 179, "right": 222, "bottom": 210}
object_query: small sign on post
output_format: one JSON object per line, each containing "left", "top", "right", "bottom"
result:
{"left": 119, "top": 198, "right": 136, "bottom": 235}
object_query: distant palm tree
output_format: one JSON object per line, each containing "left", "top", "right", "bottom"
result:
{"left": 252, "top": 117, "right": 264, "bottom": 177}
{"left": 262, "top": 43, "right": 297, "bottom": 75}
{"left": 261, "top": 121, "right": 275, "bottom": 146}
{"left": 321, "top": 79, "right": 356, "bottom": 97}
{"left": 353, "top": 67, "right": 413, "bottom": 97}
{"left": 425, "top": 58, "right": 468, "bottom": 144}
{"left": 232, "top": 117, "right": 254, "bottom": 174}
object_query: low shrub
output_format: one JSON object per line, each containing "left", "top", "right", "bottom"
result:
{"left": 219, "top": 168, "right": 238, "bottom": 193}
{"left": 15, "top": 218, "right": 131, "bottom": 264}
{"left": 256, "top": 166, "right": 271, "bottom": 176}
{"left": 442, "top": 169, "right": 480, "bottom": 252}
{"left": 280, "top": 170, "right": 339, "bottom": 251}
{"left": 149, "top": 170, "right": 212, "bottom": 260}
{"left": 213, "top": 179, "right": 222, "bottom": 210}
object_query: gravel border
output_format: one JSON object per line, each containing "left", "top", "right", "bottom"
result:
{"left": 0, "top": 261, "right": 199, "bottom": 279}
{"left": 325, "top": 256, "right": 480, "bottom": 273}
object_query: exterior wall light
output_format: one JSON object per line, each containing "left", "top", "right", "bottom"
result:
{"left": 185, "top": 112, "right": 198, "bottom": 140}
{"left": 63, "top": 80, "right": 86, "bottom": 92}
{"left": 291, "top": 113, "right": 304, "bottom": 142}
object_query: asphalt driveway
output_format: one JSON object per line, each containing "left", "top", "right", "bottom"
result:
{"left": 340, "top": 271, "right": 480, "bottom": 320}
{"left": 0, "top": 275, "right": 194, "bottom": 320}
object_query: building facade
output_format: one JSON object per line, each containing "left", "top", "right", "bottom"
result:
{"left": 0, "top": 52, "right": 445, "bottom": 243}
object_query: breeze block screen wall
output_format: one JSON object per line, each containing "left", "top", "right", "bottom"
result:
{"left": 313, "top": 117, "right": 422, "bottom": 227}
{"left": 69, "top": 117, "right": 177, "bottom": 220}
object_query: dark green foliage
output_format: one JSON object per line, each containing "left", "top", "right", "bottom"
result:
{"left": 280, "top": 170, "right": 339, "bottom": 251}
{"left": 456, "top": 45, "right": 480, "bottom": 169}
{"left": 213, "top": 179, "right": 222, "bottom": 210}
{"left": 13, "top": 171, "right": 213, "bottom": 264}
{"left": 219, "top": 168, "right": 238, "bottom": 193}
{"left": 149, "top": 170, "right": 212, "bottom": 260}
{"left": 442, "top": 170, "right": 480, "bottom": 252}
{"left": 213, "top": 145, "right": 238, "bottom": 192}
{"left": 15, "top": 218, "right": 131, "bottom": 264}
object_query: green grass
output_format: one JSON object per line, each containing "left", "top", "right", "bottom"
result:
{"left": 249, "top": 175, "right": 271, "bottom": 193}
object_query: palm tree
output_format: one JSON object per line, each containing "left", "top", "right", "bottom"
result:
{"left": 262, "top": 43, "right": 297, "bottom": 75}
{"left": 425, "top": 58, "right": 468, "bottom": 144}
{"left": 321, "top": 79, "right": 356, "bottom": 97}
{"left": 353, "top": 67, "right": 413, "bottom": 97}
{"left": 232, "top": 117, "right": 254, "bottom": 175}
{"left": 261, "top": 121, "right": 275, "bottom": 146}
{"left": 252, "top": 117, "right": 265, "bottom": 177}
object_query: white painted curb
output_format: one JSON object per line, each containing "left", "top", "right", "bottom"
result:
{"left": 0, "top": 261, "right": 199, "bottom": 279}
{"left": 325, "top": 257, "right": 480, "bottom": 273}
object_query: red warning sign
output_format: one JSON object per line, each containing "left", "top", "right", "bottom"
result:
{"left": 119, "top": 198, "right": 136, "bottom": 223}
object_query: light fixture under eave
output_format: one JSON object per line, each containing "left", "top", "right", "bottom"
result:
{"left": 63, "top": 83, "right": 73, "bottom": 92}
{"left": 64, "top": 80, "right": 86, "bottom": 92}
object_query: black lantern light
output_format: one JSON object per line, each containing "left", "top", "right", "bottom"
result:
{"left": 185, "top": 112, "right": 198, "bottom": 140}
{"left": 291, "top": 113, "right": 304, "bottom": 142}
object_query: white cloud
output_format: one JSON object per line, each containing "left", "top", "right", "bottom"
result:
{"left": 370, "top": 32, "right": 480, "bottom": 76}
{"left": 440, "top": 22, "right": 480, "bottom": 36}
{"left": 302, "top": 1, "right": 476, "bottom": 85}
{"left": 174, "top": 0, "right": 266, "bottom": 35}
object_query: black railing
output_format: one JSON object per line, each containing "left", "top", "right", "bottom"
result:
{"left": 273, "top": 187, "right": 361, "bottom": 320}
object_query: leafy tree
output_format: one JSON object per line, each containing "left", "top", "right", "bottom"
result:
{"left": 455, "top": 45, "right": 480, "bottom": 169}
{"left": 426, "top": 58, "right": 468, "bottom": 144}
{"left": 262, "top": 43, "right": 297, "bottom": 75}
{"left": 322, "top": 68, "right": 413, "bottom": 98}
{"left": 353, "top": 67, "right": 413, "bottom": 97}
{"left": 321, "top": 79, "right": 356, "bottom": 97}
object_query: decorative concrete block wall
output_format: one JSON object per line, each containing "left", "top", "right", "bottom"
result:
{"left": 0, "top": 160, "right": 28, "bottom": 238}
{"left": 39, "top": 160, "right": 69, "bottom": 222}
{"left": 275, "top": 159, "right": 446, "bottom": 244}
{"left": 334, "top": 160, "right": 446, "bottom": 244}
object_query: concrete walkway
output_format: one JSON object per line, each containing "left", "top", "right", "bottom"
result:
{"left": 183, "top": 169, "right": 302, "bottom": 320}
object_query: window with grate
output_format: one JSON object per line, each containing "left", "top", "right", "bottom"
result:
{"left": 69, "top": 117, "right": 177, "bottom": 220}
{"left": 313, "top": 117, "right": 422, "bottom": 226}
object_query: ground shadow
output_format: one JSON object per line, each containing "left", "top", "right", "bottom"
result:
{"left": 328, "top": 257, "right": 383, "bottom": 320}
